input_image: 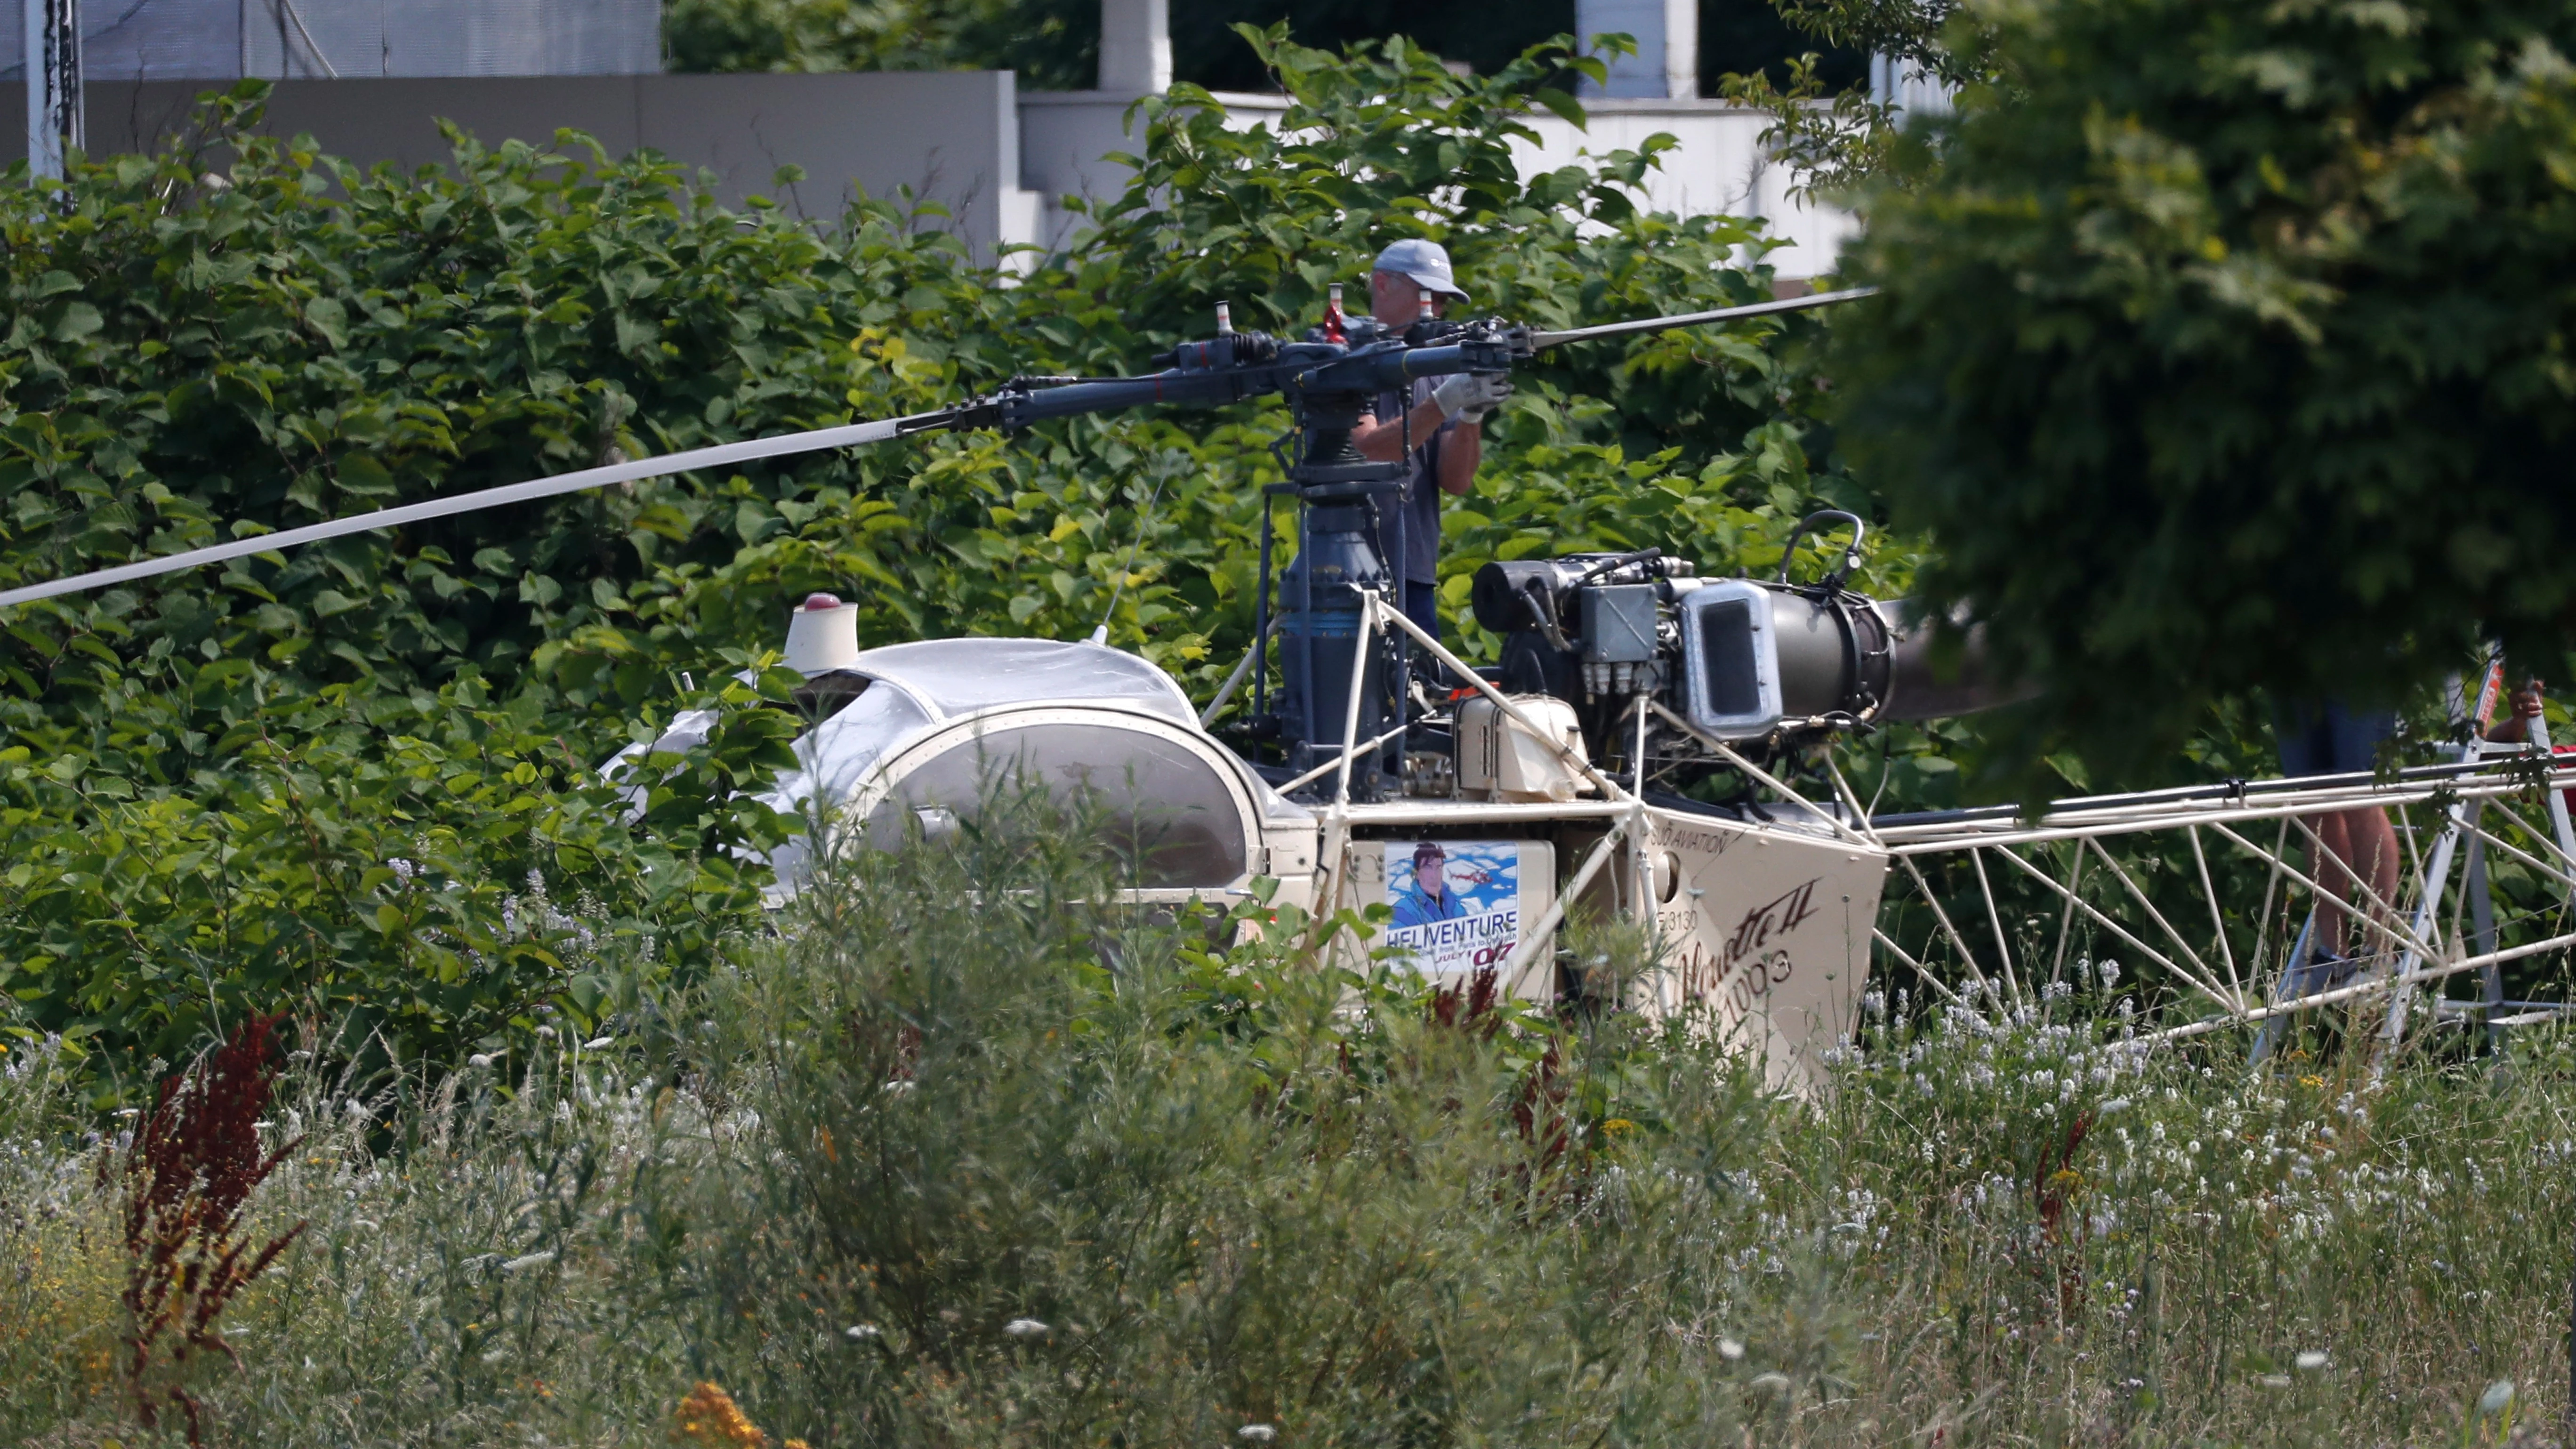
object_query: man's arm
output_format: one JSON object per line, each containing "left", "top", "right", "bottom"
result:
{"left": 1352, "top": 396, "right": 1451, "bottom": 462}
{"left": 2487, "top": 680, "right": 2546, "bottom": 743}
{"left": 1355, "top": 374, "right": 1512, "bottom": 462}
{"left": 1438, "top": 419, "right": 1479, "bottom": 495}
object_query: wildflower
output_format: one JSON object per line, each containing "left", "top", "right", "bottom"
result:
{"left": 844, "top": 1324, "right": 880, "bottom": 1342}
{"left": 501, "top": 1250, "right": 556, "bottom": 1274}
{"left": 1003, "top": 1318, "right": 1049, "bottom": 1338}
{"left": 2259, "top": 1374, "right": 2292, "bottom": 1389}
{"left": 1238, "top": 1426, "right": 1278, "bottom": 1442}
{"left": 672, "top": 1381, "right": 768, "bottom": 1447}
{"left": 1718, "top": 1337, "right": 1746, "bottom": 1360}
{"left": 1748, "top": 1372, "right": 1791, "bottom": 1395}
{"left": 2294, "top": 1350, "right": 2328, "bottom": 1372}
{"left": 2098, "top": 1097, "right": 2131, "bottom": 1117}
{"left": 2479, "top": 1380, "right": 2515, "bottom": 1416}
{"left": 585, "top": 1037, "right": 616, "bottom": 1050}
{"left": 468, "top": 1054, "right": 497, "bottom": 1069}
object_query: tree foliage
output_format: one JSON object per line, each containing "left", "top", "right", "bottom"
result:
{"left": 1708, "top": 0, "right": 2002, "bottom": 199}
{"left": 0, "top": 33, "right": 1861, "bottom": 1074}
{"left": 665, "top": 0, "right": 1101, "bottom": 88}
{"left": 1831, "top": 0, "right": 2576, "bottom": 784}
{"left": 662, "top": 0, "right": 1586, "bottom": 90}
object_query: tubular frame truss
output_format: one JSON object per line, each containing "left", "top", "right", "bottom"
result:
{"left": 1871, "top": 759, "right": 2576, "bottom": 1045}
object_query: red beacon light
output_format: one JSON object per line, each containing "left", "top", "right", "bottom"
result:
{"left": 782, "top": 592, "right": 859, "bottom": 674}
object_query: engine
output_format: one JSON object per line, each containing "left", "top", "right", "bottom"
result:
{"left": 1463, "top": 514, "right": 2025, "bottom": 785}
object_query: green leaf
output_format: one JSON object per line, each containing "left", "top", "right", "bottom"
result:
{"left": 1531, "top": 88, "right": 1587, "bottom": 129}
{"left": 304, "top": 296, "right": 349, "bottom": 349}
{"left": 50, "top": 302, "right": 103, "bottom": 342}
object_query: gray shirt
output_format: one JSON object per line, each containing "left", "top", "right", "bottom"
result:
{"left": 1372, "top": 378, "right": 1458, "bottom": 585}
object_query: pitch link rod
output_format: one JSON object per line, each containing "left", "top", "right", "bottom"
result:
{"left": 1524, "top": 287, "right": 1880, "bottom": 348}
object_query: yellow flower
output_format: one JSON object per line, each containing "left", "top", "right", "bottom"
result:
{"left": 2299, "top": 1075, "right": 2325, "bottom": 1090}
{"left": 1601, "top": 1119, "right": 1638, "bottom": 1138}
{"left": 672, "top": 1382, "right": 769, "bottom": 1448}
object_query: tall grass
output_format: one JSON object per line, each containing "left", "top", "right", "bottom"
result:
{"left": 3, "top": 819, "right": 2571, "bottom": 1445}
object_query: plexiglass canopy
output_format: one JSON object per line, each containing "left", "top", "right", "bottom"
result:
{"left": 837, "top": 638, "right": 1197, "bottom": 725}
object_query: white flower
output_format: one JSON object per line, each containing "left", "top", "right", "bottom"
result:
{"left": 1237, "top": 1426, "right": 1277, "bottom": 1443}
{"left": 1748, "top": 1372, "right": 1791, "bottom": 1395}
{"left": 2479, "top": 1380, "right": 2515, "bottom": 1416}
{"left": 1003, "top": 1318, "right": 1049, "bottom": 1338}
{"left": 1717, "top": 1337, "right": 1746, "bottom": 1361}
{"left": 845, "top": 1323, "right": 881, "bottom": 1342}
{"left": 2294, "top": 1350, "right": 2328, "bottom": 1372}
{"left": 584, "top": 1037, "right": 615, "bottom": 1050}
{"left": 501, "top": 1250, "right": 556, "bottom": 1274}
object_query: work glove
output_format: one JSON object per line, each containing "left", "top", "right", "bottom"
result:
{"left": 1456, "top": 383, "right": 1513, "bottom": 425}
{"left": 1432, "top": 371, "right": 1513, "bottom": 422}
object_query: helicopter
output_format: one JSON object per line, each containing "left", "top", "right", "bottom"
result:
{"left": 12, "top": 285, "right": 2575, "bottom": 1088}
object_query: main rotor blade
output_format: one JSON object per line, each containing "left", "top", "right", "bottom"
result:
{"left": 0, "top": 410, "right": 953, "bottom": 609}
{"left": 1525, "top": 285, "right": 1879, "bottom": 349}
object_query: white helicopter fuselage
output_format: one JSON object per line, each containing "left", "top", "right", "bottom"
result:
{"left": 621, "top": 607, "right": 1887, "bottom": 1094}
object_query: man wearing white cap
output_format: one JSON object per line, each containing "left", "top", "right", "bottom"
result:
{"left": 1350, "top": 238, "right": 1512, "bottom": 642}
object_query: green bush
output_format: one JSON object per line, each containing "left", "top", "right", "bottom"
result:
{"left": 636, "top": 807, "right": 1797, "bottom": 1447}
{"left": 8, "top": 827, "right": 2571, "bottom": 1446}
{"left": 1832, "top": 0, "right": 2576, "bottom": 782}
{"left": 0, "top": 667, "right": 799, "bottom": 1083}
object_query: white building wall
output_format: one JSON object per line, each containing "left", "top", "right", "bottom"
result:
{"left": 0, "top": 0, "right": 662, "bottom": 80}
{"left": 1018, "top": 90, "right": 1854, "bottom": 282}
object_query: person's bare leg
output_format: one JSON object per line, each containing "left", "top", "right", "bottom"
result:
{"left": 2342, "top": 805, "right": 2400, "bottom": 958}
{"left": 2312, "top": 812, "right": 2356, "bottom": 957}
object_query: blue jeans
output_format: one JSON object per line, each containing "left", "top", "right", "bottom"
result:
{"left": 2273, "top": 698, "right": 2396, "bottom": 778}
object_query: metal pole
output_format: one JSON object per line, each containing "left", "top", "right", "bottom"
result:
{"left": 25, "top": 0, "right": 80, "bottom": 183}
{"left": 2467, "top": 818, "right": 2502, "bottom": 1052}
{"left": 2250, "top": 910, "right": 2315, "bottom": 1064}
{"left": 2523, "top": 710, "right": 2576, "bottom": 865}
{"left": 1251, "top": 491, "right": 1274, "bottom": 728}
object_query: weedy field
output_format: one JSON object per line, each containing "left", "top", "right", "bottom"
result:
{"left": 4, "top": 820, "right": 2572, "bottom": 1448}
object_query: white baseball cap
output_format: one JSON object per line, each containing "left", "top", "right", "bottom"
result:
{"left": 1372, "top": 238, "right": 1468, "bottom": 305}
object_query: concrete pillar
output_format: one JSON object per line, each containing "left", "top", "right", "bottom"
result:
{"left": 1097, "top": 0, "right": 1170, "bottom": 95}
{"left": 25, "top": 0, "right": 81, "bottom": 179}
{"left": 1869, "top": 53, "right": 1955, "bottom": 120}
{"left": 1577, "top": 0, "right": 1696, "bottom": 99}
